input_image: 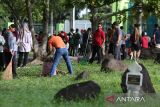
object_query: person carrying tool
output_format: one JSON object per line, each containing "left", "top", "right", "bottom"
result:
{"left": 3, "top": 24, "right": 18, "bottom": 79}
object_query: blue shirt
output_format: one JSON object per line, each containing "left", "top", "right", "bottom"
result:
{"left": 8, "top": 32, "right": 18, "bottom": 52}
{"left": 113, "top": 27, "right": 122, "bottom": 45}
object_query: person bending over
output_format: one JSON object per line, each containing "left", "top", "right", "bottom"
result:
{"left": 48, "top": 34, "right": 73, "bottom": 76}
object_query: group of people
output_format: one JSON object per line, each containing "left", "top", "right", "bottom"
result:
{"left": 46, "top": 22, "right": 160, "bottom": 77}
{"left": 107, "top": 23, "right": 160, "bottom": 61}
{"left": 105, "top": 22, "right": 160, "bottom": 61}
{"left": 58, "top": 28, "right": 92, "bottom": 58}
{"left": 0, "top": 23, "right": 32, "bottom": 78}
{"left": 1, "top": 21, "right": 160, "bottom": 78}
{"left": 63, "top": 22, "right": 160, "bottom": 64}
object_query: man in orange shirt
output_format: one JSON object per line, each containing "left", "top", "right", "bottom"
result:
{"left": 48, "top": 35, "right": 73, "bottom": 76}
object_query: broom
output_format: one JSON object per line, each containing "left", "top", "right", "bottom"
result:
{"left": 2, "top": 56, "right": 13, "bottom": 80}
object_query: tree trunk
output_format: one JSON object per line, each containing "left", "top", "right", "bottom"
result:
{"left": 49, "top": 9, "right": 54, "bottom": 35}
{"left": 91, "top": 8, "right": 97, "bottom": 33}
{"left": 136, "top": 3, "right": 143, "bottom": 35}
{"left": 70, "top": 6, "right": 75, "bottom": 30}
{"left": 25, "top": 0, "right": 39, "bottom": 59}
{"left": 13, "top": 16, "right": 20, "bottom": 28}
{"left": 38, "top": 0, "right": 50, "bottom": 58}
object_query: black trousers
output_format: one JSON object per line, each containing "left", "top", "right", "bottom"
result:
{"left": 17, "top": 52, "right": 29, "bottom": 67}
{"left": 89, "top": 45, "right": 102, "bottom": 63}
{"left": 4, "top": 52, "right": 17, "bottom": 77}
{"left": 0, "top": 52, "right": 5, "bottom": 71}
{"left": 108, "top": 42, "right": 114, "bottom": 55}
{"left": 121, "top": 44, "right": 127, "bottom": 60}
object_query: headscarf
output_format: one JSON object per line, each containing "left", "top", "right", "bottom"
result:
{"left": 23, "top": 23, "right": 30, "bottom": 33}
{"left": 20, "top": 23, "right": 30, "bottom": 39}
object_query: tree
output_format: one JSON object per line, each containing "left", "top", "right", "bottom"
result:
{"left": 38, "top": 0, "right": 50, "bottom": 58}
{"left": 0, "top": 0, "right": 27, "bottom": 28}
{"left": 63, "top": 0, "right": 120, "bottom": 31}
{"left": 0, "top": 4, "right": 10, "bottom": 30}
{"left": 1, "top": 0, "right": 159, "bottom": 59}
{"left": 31, "top": 0, "right": 67, "bottom": 58}
{"left": 25, "top": 0, "right": 39, "bottom": 59}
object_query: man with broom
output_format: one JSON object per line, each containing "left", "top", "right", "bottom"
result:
{"left": 3, "top": 24, "right": 18, "bottom": 79}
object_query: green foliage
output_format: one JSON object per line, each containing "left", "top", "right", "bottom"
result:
{"left": 32, "top": 0, "right": 43, "bottom": 22}
{"left": 0, "top": 59, "right": 160, "bottom": 107}
{"left": 130, "top": 0, "right": 160, "bottom": 18}
{"left": 84, "top": 0, "right": 120, "bottom": 8}
{"left": 51, "top": 0, "right": 69, "bottom": 19}
{"left": 0, "top": 4, "right": 10, "bottom": 30}
{"left": 143, "top": 0, "right": 160, "bottom": 18}
{"left": 1, "top": 0, "right": 26, "bottom": 17}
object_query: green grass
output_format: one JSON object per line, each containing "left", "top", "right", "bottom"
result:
{"left": 0, "top": 59, "right": 160, "bottom": 107}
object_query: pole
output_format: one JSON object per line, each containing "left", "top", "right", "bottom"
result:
{"left": 50, "top": 10, "right": 53, "bottom": 35}
{"left": 73, "top": 6, "right": 75, "bottom": 30}
{"left": 116, "top": 1, "right": 118, "bottom": 21}
{"left": 70, "top": 6, "right": 75, "bottom": 30}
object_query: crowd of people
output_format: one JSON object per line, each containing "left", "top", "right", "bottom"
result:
{"left": 63, "top": 22, "right": 160, "bottom": 62}
{"left": 0, "top": 22, "right": 160, "bottom": 78}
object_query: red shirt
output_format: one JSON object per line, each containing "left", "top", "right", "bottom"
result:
{"left": 58, "top": 31, "right": 69, "bottom": 43}
{"left": 141, "top": 36, "right": 148, "bottom": 48}
{"left": 93, "top": 29, "right": 105, "bottom": 46}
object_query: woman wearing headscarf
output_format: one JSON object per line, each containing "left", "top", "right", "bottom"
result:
{"left": 17, "top": 23, "right": 32, "bottom": 68}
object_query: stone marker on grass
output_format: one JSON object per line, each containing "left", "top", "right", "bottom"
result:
{"left": 54, "top": 80, "right": 101, "bottom": 101}
{"left": 140, "top": 48, "right": 155, "bottom": 59}
{"left": 101, "top": 58, "right": 127, "bottom": 72}
{"left": 41, "top": 61, "right": 52, "bottom": 77}
{"left": 152, "top": 48, "right": 160, "bottom": 64}
{"left": 121, "top": 63, "right": 156, "bottom": 94}
{"left": 75, "top": 71, "right": 89, "bottom": 80}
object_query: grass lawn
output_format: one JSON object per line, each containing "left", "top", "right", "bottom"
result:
{"left": 0, "top": 59, "right": 160, "bottom": 107}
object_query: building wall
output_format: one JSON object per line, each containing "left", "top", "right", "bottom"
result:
{"left": 146, "top": 16, "right": 158, "bottom": 37}
{"left": 64, "top": 20, "right": 91, "bottom": 33}
{"left": 112, "top": 0, "right": 158, "bottom": 36}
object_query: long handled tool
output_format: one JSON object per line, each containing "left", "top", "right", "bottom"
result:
{"left": 2, "top": 56, "right": 13, "bottom": 80}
